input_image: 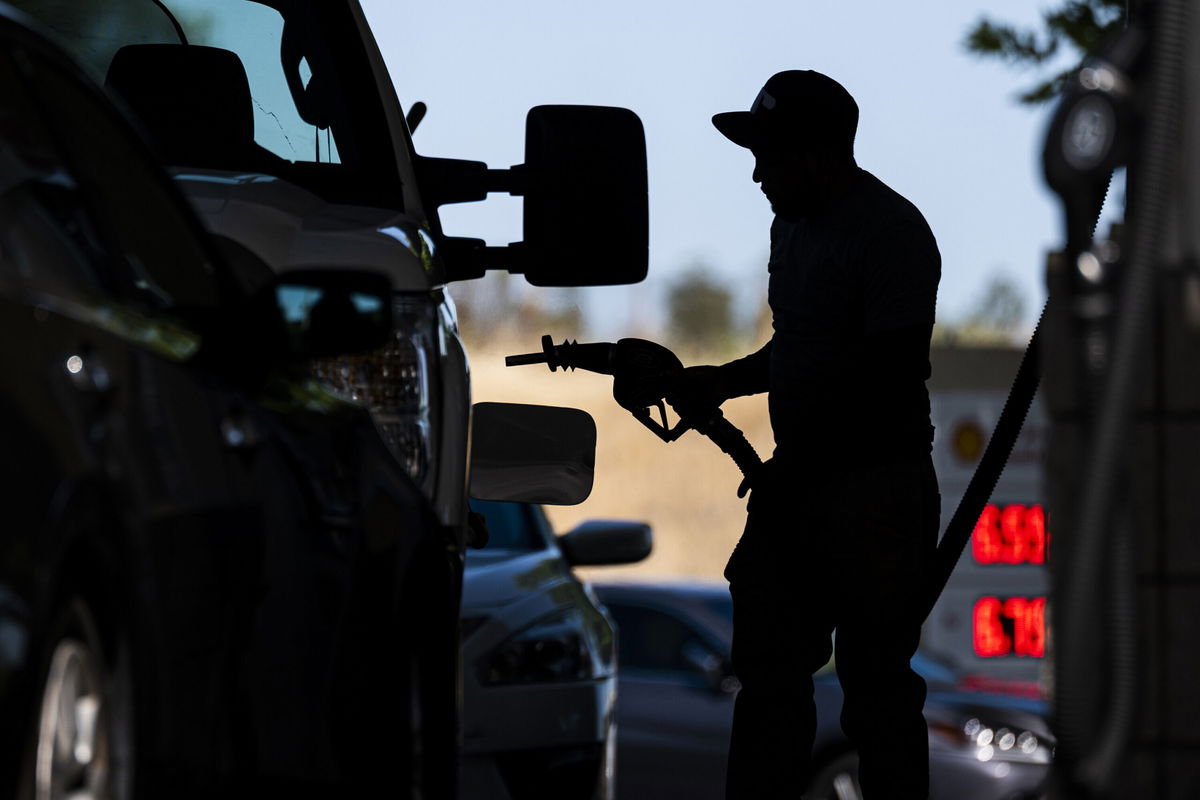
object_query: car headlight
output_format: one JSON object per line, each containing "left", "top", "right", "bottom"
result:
{"left": 930, "top": 716, "right": 1053, "bottom": 764}
{"left": 311, "top": 294, "right": 438, "bottom": 490}
{"left": 480, "top": 609, "right": 602, "bottom": 686}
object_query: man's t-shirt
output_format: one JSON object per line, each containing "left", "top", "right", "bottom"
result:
{"left": 763, "top": 169, "right": 940, "bottom": 467}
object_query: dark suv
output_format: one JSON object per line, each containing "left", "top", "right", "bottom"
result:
{"left": 0, "top": 7, "right": 455, "bottom": 798}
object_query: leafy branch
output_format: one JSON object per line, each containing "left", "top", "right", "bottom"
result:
{"left": 965, "top": 0, "right": 1127, "bottom": 104}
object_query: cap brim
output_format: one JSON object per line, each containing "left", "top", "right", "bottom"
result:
{"left": 712, "top": 111, "right": 763, "bottom": 149}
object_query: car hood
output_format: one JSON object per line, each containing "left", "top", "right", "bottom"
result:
{"left": 461, "top": 549, "right": 571, "bottom": 612}
{"left": 174, "top": 169, "right": 436, "bottom": 291}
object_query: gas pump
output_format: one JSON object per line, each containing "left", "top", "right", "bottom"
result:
{"left": 1040, "top": 0, "right": 1200, "bottom": 795}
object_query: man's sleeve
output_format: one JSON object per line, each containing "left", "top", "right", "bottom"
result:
{"left": 715, "top": 340, "right": 772, "bottom": 398}
{"left": 859, "top": 221, "right": 941, "bottom": 381}
{"left": 861, "top": 221, "right": 940, "bottom": 336}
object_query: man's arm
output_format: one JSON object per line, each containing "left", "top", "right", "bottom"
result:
{"left": 862, "top": 324, "right": 933, "bottom": 384}
{"left": 672, "top": 340, "right": 772, "bottom": 408}
{"left": 716, "top": 340, "right": 772, "bottom": 398}
{"left": 858, "top": 218, "right": 940, "bottom": 383}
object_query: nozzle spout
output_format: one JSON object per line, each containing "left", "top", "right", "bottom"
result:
{"left": 505, "top": 352, "right": 547, "bottom": 367}
{"left": 505, "top": 334, "right": 618, "bottom": 374}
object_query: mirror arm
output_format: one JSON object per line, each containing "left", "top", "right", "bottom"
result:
{"left": 441, "top": 237, "right": 527, "bottom": 282}
{"left": 416, "top": 156, "right": 529, "bottom": 207}
{"left": 487, "top": 164, "right": 528, "bottom": 196}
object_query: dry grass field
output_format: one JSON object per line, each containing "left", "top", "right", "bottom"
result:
{"left": 468, "top": 338, "right": 774, "bottom": 581}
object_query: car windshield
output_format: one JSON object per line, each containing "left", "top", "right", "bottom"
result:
{"left": 12, "top": 0, "right": 403, "bottom": 207}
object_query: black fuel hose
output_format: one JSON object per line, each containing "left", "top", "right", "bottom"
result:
{"left": 692, "top": 412, "right": 763, "bottom": 486}
{"left": 918, "top": 316, "right": 1045, "bottom": 622}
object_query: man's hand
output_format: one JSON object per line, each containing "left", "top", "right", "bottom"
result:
{"left": 668, "top": 365, "right": 731, "bottom": 411}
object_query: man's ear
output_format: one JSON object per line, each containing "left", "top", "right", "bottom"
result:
{"left": 800, "top": 149, "right": 829, "bottom": 174}
{"left": 801, "top": 146, "right": 848, "bottom": 176}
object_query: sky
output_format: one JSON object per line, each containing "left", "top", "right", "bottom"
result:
{"left": 360, "top": 0, "right": 1072, "bottom": 339}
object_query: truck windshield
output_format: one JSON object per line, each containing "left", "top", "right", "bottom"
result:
{"left": 13, "top": 0, "right": 403, "bottom": 208}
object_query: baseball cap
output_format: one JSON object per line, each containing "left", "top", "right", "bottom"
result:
{"left": 712, "top": 70, "right": 859, "bottom": 153}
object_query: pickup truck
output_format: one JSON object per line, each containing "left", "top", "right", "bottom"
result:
{"left": 13, "top": 0, "right": 649, "bottom": 797}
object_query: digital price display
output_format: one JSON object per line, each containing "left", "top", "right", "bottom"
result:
{"left": 973, "top": 596, "right": 1046, "bottom": 658}
{"left": 972, "top": 504, "right": 1047, "bottom": 565}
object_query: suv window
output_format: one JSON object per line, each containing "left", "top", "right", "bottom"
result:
{"left": 20, "top": 45, "right": 222, "bottom": 312}
{"left": 0, "top": 50, "right": 114, "bottom": 303}
{"left": 0, "top": 28, "right": 227, "bottom": 331}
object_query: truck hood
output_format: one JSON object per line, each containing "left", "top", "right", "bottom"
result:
{"left": 174, "top": 169, "right": 436, "bottom": 291}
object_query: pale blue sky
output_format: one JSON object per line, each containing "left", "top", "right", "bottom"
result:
{"left": 361, "top": 0, "right": 1071, "bottom": 338}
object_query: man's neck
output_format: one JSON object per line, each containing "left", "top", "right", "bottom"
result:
{"left": 823, "top": 163, "right": 863, "bottom": 210}
{"left": 797, "top": 164, "right": 862, "bottom": 220}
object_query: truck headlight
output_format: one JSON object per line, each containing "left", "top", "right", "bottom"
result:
{"left": 481, "top": 609, "right": 601, "bottom": 686}
{"left": 311, "top": 294, "right": 438, "bottom": 490}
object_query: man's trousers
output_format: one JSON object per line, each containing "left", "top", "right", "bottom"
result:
{"left": 724, "top": 456, "right": 940, "bottom": 799}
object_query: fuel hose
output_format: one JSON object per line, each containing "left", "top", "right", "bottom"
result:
{"left": 918, "top": 316, "right": 1044, "bottom": 622}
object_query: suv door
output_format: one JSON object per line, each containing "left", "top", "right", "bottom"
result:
{"left": 0, "top": 18, "right": 283, "bottom": 791}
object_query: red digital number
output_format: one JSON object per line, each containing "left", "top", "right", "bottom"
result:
{"left": 973, "top": 596, "right": 1046, "bottom": 658}
{"left": 972, "top": 504, "right": 1048, "bottom": 565}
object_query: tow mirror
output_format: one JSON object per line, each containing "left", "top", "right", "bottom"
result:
{"left": 419, "top": 105, "right": 648, "bottom": 287}
{"left": 271, "top": 269, "right": 392, "bottom": 359}
{"left": 558, "top": 520, "right": 652, "bottom": 567}
{"left": 469, "top": 402, "right": 595, "bottom": 505}
{"left": 520, "top": 105, "right": 648, "bottom": 286}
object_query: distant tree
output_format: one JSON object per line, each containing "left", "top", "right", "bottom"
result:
{"left": 666, "top": 266, "right": 736, "bottom": 354}
{"left": 518, "top": 288, "right": 585, "bottom": 339}
{"left": 449, "top": 272, "right": 512, "bottom": 333}
{"left": 455, "top": 276, "right": 587, "bottom": 345}
{"left": 965, "top": 0, "right": 1126, "bottom": 105}
{"left": 935, "top": 274, "right": 1029, "bottom": 346}
{"left": 965, "top": 275, "right": 1026, "bottom": 334}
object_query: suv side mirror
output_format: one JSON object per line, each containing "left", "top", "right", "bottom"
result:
{"left": 469, "top": 402, "right": 595, "bottom": 505}
{"left": 558, "top": 520, "right": 653, "bottom": 567}
{"left": 418, "top": 105, "right": 648, "bottom": 287}
{"left": 270, "top": 269, "right": 393, "bottom": 358}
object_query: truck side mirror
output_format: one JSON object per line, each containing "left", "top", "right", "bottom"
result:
{"left": 469, "top": 402, "right": 596, "bottom": 505}
{"left": 419, "top": 105, "right": 648, "bottom": 287}
{"left": 520, "top": 105, "right": 648, "bottom": 287}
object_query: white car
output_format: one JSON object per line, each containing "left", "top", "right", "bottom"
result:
{"left": 461, "top": 501, "right": 651, "bottom": 799}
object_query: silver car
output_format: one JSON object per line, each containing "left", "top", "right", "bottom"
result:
{"left": 460, "top": 501, "right": 652, "bottom": 799}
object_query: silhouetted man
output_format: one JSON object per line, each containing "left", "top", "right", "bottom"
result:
{"left": 681, "top": 71, "right": 941, "bottom": 798}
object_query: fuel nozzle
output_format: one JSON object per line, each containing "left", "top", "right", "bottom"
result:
{"left": 505, "top": 334, "right": 618, "bottom": 375}
{"left": 506, "top": 333, "right": 763, "bottom": 485}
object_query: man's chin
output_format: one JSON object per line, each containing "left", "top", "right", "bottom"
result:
{"left": 769, "top": 200, "right": 805, "bottom": 221}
